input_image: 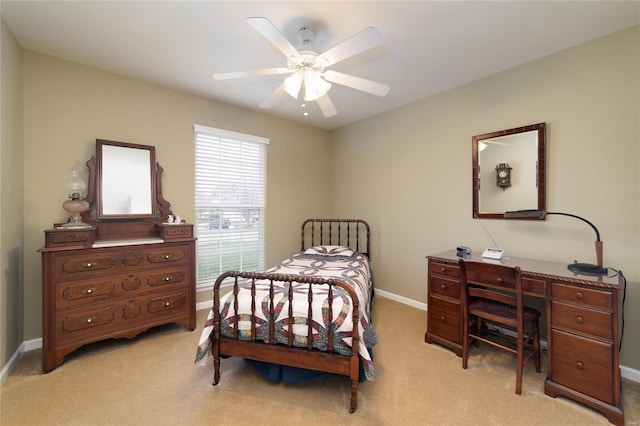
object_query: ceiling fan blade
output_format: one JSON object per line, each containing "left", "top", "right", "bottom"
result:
{"left": 317, "top": 27, "right": 384, "bottom": 67}
{"left": 259, "top": 82, "right": 288, "bottom": 109}
{"left": 316, "top": 94, "right": 337, "bottom": 117}
{"left": 213, "top": 68, "right": 291, "bottom": 81}
{"left": 213, "top": 67, "right": 292, "bottom": 80}
{"left": 323, "top": 71, "right": 390, "bottom": 97}
{"left": 247, "top": 17, "right": 300, "bottom": 59}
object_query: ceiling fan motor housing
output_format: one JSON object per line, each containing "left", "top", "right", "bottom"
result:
{"left": 297, "top": 27, "right": 316, "bottom": 46}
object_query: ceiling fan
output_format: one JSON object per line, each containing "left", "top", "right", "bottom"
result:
{"left": 213, "top": 17, "right": 390, "bottom": 118}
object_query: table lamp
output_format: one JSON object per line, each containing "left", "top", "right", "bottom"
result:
{"left": 61, "top": 168, "right": 91, "bottom": 229}
{"left": 503, "top": 209, "right": 607, "bottom": 275}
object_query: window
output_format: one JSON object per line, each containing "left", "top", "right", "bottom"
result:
{"left": 194, "top": 124, "right": 268, "bottom": 290}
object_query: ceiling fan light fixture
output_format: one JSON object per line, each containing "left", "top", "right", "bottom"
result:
{"left": 284, "top": 70, "right": 303, "bottom": 98}
{"left": 303, "top": 70, "right": 331, "bottom": 101}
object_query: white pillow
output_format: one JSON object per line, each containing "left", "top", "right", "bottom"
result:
{"left": 303, "top": 245, "right": 355, "bottom": 257}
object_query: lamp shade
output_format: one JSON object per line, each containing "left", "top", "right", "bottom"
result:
{"left": 303, "top": 70, "right": 331, "bottom": 101}
{"left": 64, "top": 169, "right": 87, "bottom": 197}
{"left": 284, "top": 70, "right": 303, "bottom": 99}
{"left": 504, "top": 209, "right": 607, "bottom": 275}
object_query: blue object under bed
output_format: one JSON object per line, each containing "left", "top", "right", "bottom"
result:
{"left": 246, "top": 348, "right": 372, "bottom": 384}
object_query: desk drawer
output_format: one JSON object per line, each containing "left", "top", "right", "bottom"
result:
{"left": 429, "top": 262, "right": 460, "bottom": 278}
{"left": 551, "top": 282, "right": 612, "bottom": 309}
{"left": 551, "top": 301, "right": 613, "bottom": 339}
{"left": 429, "top": 275, "right": 460, "bottom": 299}
{"left": 550, "top": 329, "right": 614, "bottom": 404}
{"left": 522, "top": 277, "right": 547, "bottom": 296}
{"left": 427, "top": 297, "right": 461, "bottom": 344}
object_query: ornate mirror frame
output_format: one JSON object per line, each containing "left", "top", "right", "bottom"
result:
{"left": 472, "top": 123, "right": 546, "bottom": 219}
{"left": 96, "top": 140, "right": 157, "bottom": 220}
{"left": 80, "top": 139, "right": 173, "bottom": 241}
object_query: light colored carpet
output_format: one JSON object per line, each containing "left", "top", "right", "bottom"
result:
{"left": 1, "top": 297, "right": 638, "bottom": 425}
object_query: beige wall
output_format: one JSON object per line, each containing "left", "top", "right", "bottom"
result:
{"left": 2, "top": 21, "right": 638, "bottom": 374}
{"left": 331, "top": 26, "right": 639, "bottom": 369}
{"left": 1, "top": 17, "right": 24, "bottom": 369}
{"left": 20, "top": 50, "right": 332, "bottom": 343}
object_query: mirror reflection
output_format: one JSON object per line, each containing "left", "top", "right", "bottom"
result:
{"left": 97, "top": 140, "right": 156, "bottom": 219}
{"left": 472, "top": 123, "right": 546, "bottom": 219}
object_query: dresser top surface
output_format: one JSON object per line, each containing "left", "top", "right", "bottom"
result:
{"left": 428, "top": 249, "right": 624, "bottom": 289}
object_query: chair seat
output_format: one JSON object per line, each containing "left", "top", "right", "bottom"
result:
{"left": 469, "top": 298, "right": 540, "bottom": 325}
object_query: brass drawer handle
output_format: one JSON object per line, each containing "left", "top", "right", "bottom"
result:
{"left": 440, "top": 316, "right": 446, "bottom": 322}
{"left": 164, "top": 254, "right": 172, "bottom": 260}
{"left": 575, "top": 316, "right": 585, "bottom": 325}
{"left": 164, "top": 276, "right": 171, "bottom": 282}
{"left": 83, "top": 288, "right": 97, "bottom": 294}
{"left": 575, "top": 291, "right": 584, "bottom": 300}
{"left": 164, "top": 301, "right": 171, "bottom": 307}
{"left": 86, "top": 316, "right": 97, "bottom": 324}
{"left": 440, "top": 284, "right": 447, "bottom": 291}
{"left": 83, "top": 262, "right": 93, "bottom": 268}
{"left": 496, "top": 277, "right": 504, "bottom": 284}
{"left": 576, "top": 361, "right": 584, "bottom": 370}
{"left": 440, "top": 267, "right": 447, "bottom": 273}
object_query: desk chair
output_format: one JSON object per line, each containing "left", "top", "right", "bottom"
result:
{"left": 459, "top": 259, "right": 541, "bottom": 394}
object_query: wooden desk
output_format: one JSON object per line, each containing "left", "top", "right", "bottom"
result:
{"left": 425, "top": 250, "right": 625, "bottom": 425}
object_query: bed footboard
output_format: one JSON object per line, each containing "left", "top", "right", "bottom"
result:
{"left": 211, "top": 270, "right": 362, "bottom": 413}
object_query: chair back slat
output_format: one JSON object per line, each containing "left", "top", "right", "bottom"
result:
{"left": 467, "top": 286, "right": 517, "bottom": 306}
{"left": 460, "top": 260, "right": 524, "bottom": 311}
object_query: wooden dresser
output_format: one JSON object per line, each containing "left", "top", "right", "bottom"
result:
{"left": 425, "top": 250, "right": 625, "bottom": 425}
{"left": 40, "top": 226, "right": 195, "bottom": 372}
{"left": 40, "top": 139, "right": 196, "bottom": 372}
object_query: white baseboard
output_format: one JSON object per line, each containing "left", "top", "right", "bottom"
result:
{"left": 621, "top": 365, "right": 640, "bottom": 383}
{"left": 374, "top": 288, "right": 428, "bottom": 311}
{"left": 3, "top": 290, "right": 638, "bottom": 386}
{"left": 0, "top": 338, "right": 42, "bottom": 385}
{"left": 196, "top": 300, "right": 212, "bottom": 311}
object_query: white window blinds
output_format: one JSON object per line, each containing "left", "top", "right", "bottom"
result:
{"left": 194, "top": 124, "right": 268, "bottom": 290}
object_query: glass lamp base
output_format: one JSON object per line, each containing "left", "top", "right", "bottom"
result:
{"left": 61, "top": 209, "right": 91, "bottom": 229}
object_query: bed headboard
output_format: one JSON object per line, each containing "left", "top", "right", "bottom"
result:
{"left": 301, "top": 219, "right": 371, "bottom": 258}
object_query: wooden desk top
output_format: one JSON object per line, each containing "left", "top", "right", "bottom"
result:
{"left": 428, "top": 250, "right": 624, "bottom": 291}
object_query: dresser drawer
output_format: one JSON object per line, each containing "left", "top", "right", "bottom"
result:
{"left": 45, "top": 228, "right": 95, "bottom": 248}
{"left": 427, "top": 297, "right": 461, "bottom": 344}
{"left": 61, "top": 306, "right": 116, "bottom": 333}
{"left": 429, "top": 275, "right": 460, "bottom": 299}
{"left": 54, "top": 244, "right": 190, "bottom": 281}
{"left": 551, "top": 301, "right": 613, "bottom": 339}
{"left": 55, "top": 266, "right": 191, "bottom": 308}
{"left": 158, "top": 224, "right": 193, "bottom": 241}
{"left": 550, "top": 329, "right": 614, "bottom": 404}
{"left": 147, "top": 292, "right": 187, "bottom": 314}
{"left": 429, "top": 261, "right": 460, "bottom": 278}
{"left": 551, "top": 282, "right": 612, "bottom": 309}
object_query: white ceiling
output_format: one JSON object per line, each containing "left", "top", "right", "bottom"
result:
{"left": 2, "top": 1, "right": 639, "bottom": 130}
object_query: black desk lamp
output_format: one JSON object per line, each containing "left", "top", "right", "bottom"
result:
{"left": 503, "top": 209, "right": 608, "bottom": 275}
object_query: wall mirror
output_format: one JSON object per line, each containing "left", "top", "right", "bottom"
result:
{"left": 96, "top": 139, "right": 157, "bottom": 220}
{"left": 472, "top": 123, "right": 546, "bottom": 219}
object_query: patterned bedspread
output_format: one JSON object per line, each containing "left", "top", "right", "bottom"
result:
{"left": 195, "top": 247, "right": 378, "bottom": 380}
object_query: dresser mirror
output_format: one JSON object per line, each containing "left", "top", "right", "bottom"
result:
{"left": 472, "top": 123, "right": 546, "bottom": 219}
{"left": 96, "top": 139, "right": 157, "bottom": 220}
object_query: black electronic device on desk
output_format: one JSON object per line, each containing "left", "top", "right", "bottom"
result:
{"left": 456, "top": 246, "right": 472, "bottom": 259}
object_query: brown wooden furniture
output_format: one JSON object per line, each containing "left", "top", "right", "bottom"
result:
{"left": 210, "top": 218, "right": 372, "bottom": 413}
{"left": 472, "top": 122, "right": 546, "bottom": 219}
{"left": 459, "top": 260, "right": 541, "bottom": 394}
{"left": 426, "top": 250, "right": 625, "bottom": 425}
{"left": 39, "top": 140, "right": 196, "bottom": 372}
